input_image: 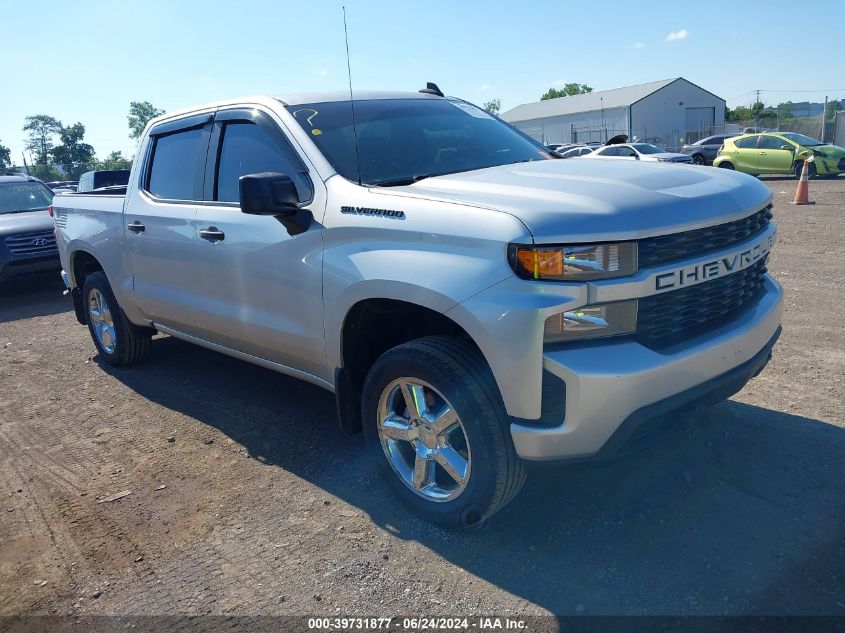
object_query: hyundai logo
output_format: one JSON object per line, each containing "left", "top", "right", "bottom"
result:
{"left": 32, "top": 238, "right": 49, "bottom": 247}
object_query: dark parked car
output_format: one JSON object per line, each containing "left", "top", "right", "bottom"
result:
{"left": 0, "top": 175, "right": 58, "bottom": 284}
{"left": 77, "top": 169, "right": 130, "bottom": 192}
{"left": 681, "top": 134, "right": 739, "bottom": 165}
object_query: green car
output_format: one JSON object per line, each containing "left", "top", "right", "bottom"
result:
{"left": 713, "top": 132, "right": 845, "bottom": 178}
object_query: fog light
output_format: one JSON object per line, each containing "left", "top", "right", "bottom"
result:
{"left": 544, "top": 300, "right": 637, "bottom": 343}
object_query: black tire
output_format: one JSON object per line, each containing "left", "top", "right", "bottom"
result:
{"left": 691, "top": 153, "right": 706, "bottom": 165}
{"left": 82, "top": 271, "right": 152, "bottom": 366}
{"left": 718, "top": 161, "right": 735, "bottom": 170}
{"left": 361, "top": 336, "right": 525, "bottom": 528}
{"left": 794, "top": 161, "right": 817, "bottom": 179}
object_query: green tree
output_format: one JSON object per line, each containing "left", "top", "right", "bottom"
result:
{"left": 51, "top": 123, "right": 96, "bottom": 178}
{"left": 23, "top": 115, "right": 62, "bottom": 165}
{"left": 751, "top": 101, "right": 765, "bottom": 117}
{"left": 482, "top": 98, "right": 502, "bottom": 116}
{"left": 101, "top": 150, "right": 132, "bottom": 171}
{"left": 541, "top": 83, "right": 592, "bottom": 100}
{"left": 727, "top": 105, "right": 753, "bottom": 122}
{"left": 0, "top": 139, "right": 11, "bottom": 170}
{"left": 128, "top": 101, "right": 165, "bottom": 140}
{"left": 825, "top": 100, "right": 838, "bottom": 122}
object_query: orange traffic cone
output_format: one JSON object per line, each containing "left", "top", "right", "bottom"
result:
{"left": 790, "top": 157, "right": 815, "bottom": 205}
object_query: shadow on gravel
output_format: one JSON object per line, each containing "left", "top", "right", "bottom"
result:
{"left": 102, "top": 335, "right": 845, "bottom": 615}
{"left": 0, "top": 275, "right": 70, "bottom": 323}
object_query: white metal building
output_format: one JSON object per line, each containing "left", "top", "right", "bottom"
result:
{"left": 501, "top": 78, "right": 726, "bottom": 149}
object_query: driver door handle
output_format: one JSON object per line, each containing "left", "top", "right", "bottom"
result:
{"left": 127, "top": 221, "right": 145, "bottom": 233}
{"left": 199, "top": 227, "right": 225, "bottom": 242}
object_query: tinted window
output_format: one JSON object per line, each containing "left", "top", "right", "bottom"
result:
{"left": 215, "top": 122, "right": 300, "bottom": 203}
{"left": 735, "top": 136, "right": 759, "bottom": 149}
{"left": 759, "top": 136, "right": 791, "bottom": 150}
{"left": 699, "top": 135, "right": 725, "bottom": 145}
{"left": 147, "top": 127, "right": 207, "bottom": 200}
{"left": 597, "top": 147, "right": 617, "bottom": 156}
{"left": 617, "top": 146, "right": 638, "bottom": 157}
{"left": 630, "top": 144, "right": 663, "bottom": 154}
{"left": 286, "top": 99, "right": 549, "bottom": 186}
{"left": 0, "top": 181, "right": 54, "bottom": 214}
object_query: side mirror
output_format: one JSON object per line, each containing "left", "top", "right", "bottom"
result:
{"left": 780, "top": 145, "right": 793, "bottom": 151}
{"left": 239, "top": 172, "right": 299, "bottom": 216}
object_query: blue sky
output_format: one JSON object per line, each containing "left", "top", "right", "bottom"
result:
{"left": 2, "top": 0, "right": 843, "bottom": 163}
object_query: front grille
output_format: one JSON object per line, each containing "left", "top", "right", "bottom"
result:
{"left": 4, "top": 230, "right": 57, "bottom": 256}
{"left": 638, "top": 206, "right": 772, "bottom": 268}
{"left": 637, "top": 258, "right": 768, "bottom": 348}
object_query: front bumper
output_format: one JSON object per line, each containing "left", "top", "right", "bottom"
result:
{"left": 511, "top": 274, "right": 783, "bottom": 461}
{"left": 0, "top": 255, "right": 60, "bottom": 283}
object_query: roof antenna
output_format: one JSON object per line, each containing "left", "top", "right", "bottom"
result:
{"left": 419, "top": 82, "right": 444, "bottom": 97}
{"left": 343, "top": 6, "right": 362, "bottom": 186}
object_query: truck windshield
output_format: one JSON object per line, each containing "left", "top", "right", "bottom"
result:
{"left": 285, "top": 98, "right": 550, "bottom": 186}
{"left": 0, "top": 182, "right": 54, "bottom": 214}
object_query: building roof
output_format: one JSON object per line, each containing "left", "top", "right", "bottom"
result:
{"left": 501, "top": 78, "right": 682, "bottom": 123}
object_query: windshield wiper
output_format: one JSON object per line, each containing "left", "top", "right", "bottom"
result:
{"left": 372, "top": 174, "right": 438, "bottom": 187}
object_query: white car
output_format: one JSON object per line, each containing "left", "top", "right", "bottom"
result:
{"left": 587, "top": 143, "right": 694, "bottom": 163}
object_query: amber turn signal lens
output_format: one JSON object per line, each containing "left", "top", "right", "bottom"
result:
{"left": 514, "top": 247, "right": 563, "bottom": 279}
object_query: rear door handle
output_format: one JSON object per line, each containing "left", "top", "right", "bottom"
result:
{"left": 127, "top": 221, "right": 145, "bottom": 233}
{"left": 199, "top": 227, "right": 225, "bottom": 242}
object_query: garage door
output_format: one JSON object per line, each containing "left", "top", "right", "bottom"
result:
{"left": 685, "top": 107, "right": 715, "bottom": 134}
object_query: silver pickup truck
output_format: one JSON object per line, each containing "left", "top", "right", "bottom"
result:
{"left": 52, "top": 90, "right": 782, "bottom": 527}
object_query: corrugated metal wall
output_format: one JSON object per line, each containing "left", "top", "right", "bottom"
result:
{"left": 631, "top": 79, "right": 725, "bottom": 149}
{"left": 510, "top": 107, "right": 629, "bottom": 144}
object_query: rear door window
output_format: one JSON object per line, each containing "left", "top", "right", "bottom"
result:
{"left": 735, "top": 136, "right": 759, "bottom": 149}
{"left": 147, "top": 127, "right": 208, "bottom": 200}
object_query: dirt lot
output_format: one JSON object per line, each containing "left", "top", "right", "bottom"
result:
{"left": 1, "top": 177, "right": 843, "bottom": 619}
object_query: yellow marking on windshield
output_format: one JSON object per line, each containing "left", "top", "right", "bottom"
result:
{"left": 292, "top": 108, "right": 319, "bottom": 128}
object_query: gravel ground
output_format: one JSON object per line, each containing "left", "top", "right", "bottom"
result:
{"left": 1, "top": 176, "right": 843, "bottom": 619}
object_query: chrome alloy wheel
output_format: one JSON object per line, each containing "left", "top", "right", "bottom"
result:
{"left": 377, "top": 378, "right": 471, "bottom": 502}
{"left": 88, "top": 288, "right": 116, "bottom": 354}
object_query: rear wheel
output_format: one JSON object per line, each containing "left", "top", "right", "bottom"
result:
{"left": 82, "top": 271, "right": 152, "bottom": 366}
{"left": 691, "top": 153, "right": 706, "bottom": 165}
{"left": 362, "top": 336, "right": 525, "bottom": 528}
{"left": 718, "top": 161, "right": 735, "bottom": 170}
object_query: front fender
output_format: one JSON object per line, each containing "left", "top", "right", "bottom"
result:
{"left": 323, "top": 244, "right": 514, "bottom": 372}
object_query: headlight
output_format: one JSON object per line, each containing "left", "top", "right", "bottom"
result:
{"left": 508, "top": 242, "right": 637, "bottom": 281}
{"left": 544, "top": 300, "right": 638, "bottom": 343}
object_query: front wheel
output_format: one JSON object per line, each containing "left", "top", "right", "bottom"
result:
{"left": 691, "top": 153, "right": 706, "bottom": 165}
{"left": 82, "top": 271, "right": 152, "bottom": 366}
{"left": 361, "top": 336, "right": 525, "bottom": 528}
{"left": 794, "top": 162, "right": 817, "bottom": 179}
{"left": 718, "top": 161, "right": 735, "bottom": 170}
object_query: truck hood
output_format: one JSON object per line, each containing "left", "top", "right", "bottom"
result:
{"left": 0, "top": 209, "right": 53, "bottom": 236}
{"left": 385, "top": 159, "right": 772, "bottom": 242}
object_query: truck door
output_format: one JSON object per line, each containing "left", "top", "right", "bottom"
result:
{"left": 124, "top": 113, "right": 212, "bottom": 332}
{"left": 192, "top": 108, "right": 328, "bottom": 381}
{"left": 757, "top": 135, "right": 795, "bottom": 173}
